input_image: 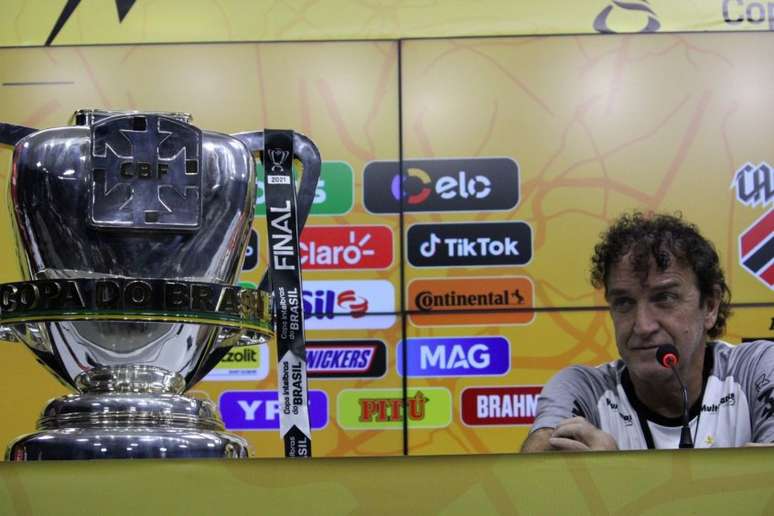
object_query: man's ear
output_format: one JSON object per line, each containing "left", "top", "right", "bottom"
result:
{"left": 703, "top": 285, "right": 721, "bottom": 332}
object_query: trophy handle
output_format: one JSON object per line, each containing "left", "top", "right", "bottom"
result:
{"left": 231, "top": 130, "right": 322, "bottom": 291}
{"left": 0, "top": 123, "right": 38, "bottom": 146}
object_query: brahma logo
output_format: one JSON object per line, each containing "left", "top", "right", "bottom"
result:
{"left": 408, "top": 276, "right": 535, "bottom": 326}
{"left": 303, "top": 280, "right": 396, "bottom": 330}
{"left": 363, "top": 157, "right": 519, "bottom": 213}
{"left": 306, "top": 340, "right": 387, "bottom": 379}
{"left": 300, "top": 225, "right": 393, "bottom": 270}
{"left": 219, "top": 390, "right": 328, "bottom": 430}
{"left": 336, "top": 388, "right": 452, "bottom": 430}
{"left": 461, "top": 386, "right": 542, "bottom": 426}
{"left": 397, "top": 337, "right": 510, "bottom": 377}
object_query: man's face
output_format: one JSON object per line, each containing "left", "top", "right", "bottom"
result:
{"left": 605, "top": 253, "right": 720, "bottom": 383}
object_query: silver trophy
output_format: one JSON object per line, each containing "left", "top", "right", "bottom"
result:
{"left": 0, "top": 110, "right": 320, "bottom": 460}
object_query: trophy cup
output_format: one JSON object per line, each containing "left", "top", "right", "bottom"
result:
{"left": 0, "top": 110, "right": 320, "bottom": 460}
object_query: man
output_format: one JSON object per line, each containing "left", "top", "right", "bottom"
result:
{"left": 521, "top": 212, "right": 774, "bottom": 452}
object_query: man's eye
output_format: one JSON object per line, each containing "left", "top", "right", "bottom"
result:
{"left": 610, "top": 298, "right": 634, "bottom": 313}
{"left": 653, "top": 292, "right": 678, "bottom": 305}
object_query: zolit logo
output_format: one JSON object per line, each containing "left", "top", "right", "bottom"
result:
{"left": 363, "top": 157, "right": 519, "bottom": 213}
{"left": 397, "top": 337, "right": 510, "bottom": 377}
{"left": 306, "top": 340, "right": 387, "bottom": 379}
{"left": 204, "top": 343, "right": 269, "bottom": 382}
{"left": 408, "top": 221, "right": 532, "bottom": 268}
{"left": 337, "top": 388, "right": 452, "bottom": 430}
{"left": 219, "top": 390, "right": 328, "bottom": 430}
{"left": 300, "top": 225, "right": 393, "bottom": 270}
{"left": 724, "top": 0, "right": 774, "bottom": 30}
{"left": 461, "top": 386, "right": 542, "bottom": 426}
{"left": 593, "top": 0, "right": 660, "bottom": 33}
{"left": 731, "top": 162, "right": 773, "bottom": 289}
{"left": 303, "top": 280, "right": 396, "bottom": 330}
{"left": 255, "top": 161, "right": 353, "bottom": 216}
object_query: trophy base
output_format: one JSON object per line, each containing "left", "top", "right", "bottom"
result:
{"left": 6, "top": 390, "right": 250, "bottom": 461}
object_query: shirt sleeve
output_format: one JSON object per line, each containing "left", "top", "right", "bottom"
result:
{"left": 741, "top": 340, "right": 774, "bottom": 443}
{"left": 530, "top": 365, "right": 602, "bottom": 433}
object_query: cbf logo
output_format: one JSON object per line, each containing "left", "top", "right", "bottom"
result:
{"left": 593, "top": 0, "right": 660, "bottom": 33}
{"left": 90, "top": 114, "right": 201, "bottom": 229}
{"left": 397, "top": 337, "right": 510, "bottom": 377}
{"left": 732, "top": 162, "right": 774, "bottom": 289}
{"left": 302, "top": 280, "right": 396, "bottom": 330}
{"left": 363, "top": 157, "right": 519, "bottom": 213}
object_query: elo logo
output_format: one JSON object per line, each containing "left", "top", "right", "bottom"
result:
{"left": 363, "top": 157, "right": 519, "bottom": 213}
{"left": 408, "top": 221, "right": 532, "bottom": 267}
{"left": 461, "top": 386, "right": 542, "bottom": 426}
{"left": 397, "top": 337, "right": 510, "bottom": 377}
{"left": 300, "top": 225, "right": 393, "bottom": 270}
{"left": 303, "top": 280, "right": 396, "bottom": 330}
{"left": 219, "top": 390, "right": 328, "bottom": 430}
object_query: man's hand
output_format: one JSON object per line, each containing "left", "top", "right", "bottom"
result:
{"left": 548, "top": 416, "right": 618, "bottom": 452}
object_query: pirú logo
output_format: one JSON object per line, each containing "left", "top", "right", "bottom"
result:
{"left": 461, "top": 386, "right": 542, "bottom": 426}
{"left": 359, "top": 391, "right": 428, "bottom": 422}
{"left": 337, "top": 387, "right": 452, "bottom": 429}
{"left": 300, "top": 225, "right": 393, "bottom": 270}
{"left": 408, "top": 277, "right": 534, "bottom": 326}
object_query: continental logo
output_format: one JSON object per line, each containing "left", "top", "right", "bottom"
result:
{"left": 363, "top": 157, "right": 519, "bottom": 214}
{"left": 461, "top": 386, "right": 541, "bottom": 426}
{"left": 408, "top": 277, "right": 534, "bottom": 326}
{"left": 305, "top": 340, "right": 387, "bottom": 379}
{"left": 593, "top": 1, "right": 660, "bottom": 34}
{"left": 336, "top": 388, "right": 452, "bottom": 430}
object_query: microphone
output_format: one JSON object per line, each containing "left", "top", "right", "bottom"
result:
{"left": 655, "top": 344, "right": 693, "bottom": 448}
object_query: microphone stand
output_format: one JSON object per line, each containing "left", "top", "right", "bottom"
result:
{"left": 668, "top": 365, "right": 694, "bottom": 449}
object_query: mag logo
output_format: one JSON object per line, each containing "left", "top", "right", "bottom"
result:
{"left": 461, "top": 386, "right": 542, "bottom": 426}
{"left": 407, "top": 221, "right": 532, "bottom": 268}
{"left": 303, "top": 280, "right": 396, "bottom": 330}
{"left": 731, "top": 162, "right": 773, "bottom": 289}
{"left": 336, "top": 388, "right": 452, "bottom": 430}
{"left": 219, "top": 390, "right": 328, "bottom": 430}
{"left": 204, "top": 343, "right": 269, "bottom": 382}
{"left": 397, "top": 337, "right": 510, "bottom": 377}
{"left": 408, "top": 276, "right": 534, "bottom": 326}
{"left": 306, "top": 340, "right": 387, "bottom": 379}
{"left": 255, "top": 161, "right": 353, "bottom": 216}
{"left": 300, "top": 225, "right": 393, "bottom": 270}
{"left": 363, "top": 157, "right": 519, "bottom": 213}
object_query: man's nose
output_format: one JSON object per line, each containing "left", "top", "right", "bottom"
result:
{"left": 633, "top": 302, "right": 659, "bottom": 337}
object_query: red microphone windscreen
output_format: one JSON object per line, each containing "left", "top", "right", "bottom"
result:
{"left": 656, "top": 344, "right": 680, "bottom": 368}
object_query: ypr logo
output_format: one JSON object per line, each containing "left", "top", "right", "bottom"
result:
{"left": 363, "top": 157, "right": 519, "bottom": 213}
{"left": 593, "top": 1, "right": 660, "bottom": 33}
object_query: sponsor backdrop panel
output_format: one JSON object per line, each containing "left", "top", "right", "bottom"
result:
{"left": 197, "top": 315, "right": 405, "bottom": 458}
{"left": 399, "top": 32, "right": 774, "bottom": 307}
{"left": 0, "top": 40, "right": 400, "bottom": 459}
{"left": 403, "top": 307, "right": 773, "bottom": 455}
{"left": 3, "top": 1, "right": 774, "bottom": 47}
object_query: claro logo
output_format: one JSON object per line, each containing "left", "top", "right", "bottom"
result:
{"left": 300, "top": 225, "right": 393, "bottom": 270}
{"left": 363, "top": 157, "right": 519, "bottom": 213}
